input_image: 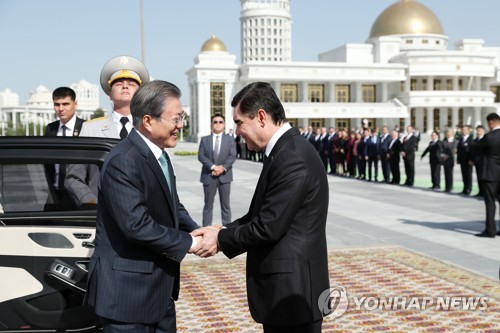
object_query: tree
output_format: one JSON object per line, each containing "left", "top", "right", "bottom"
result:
{"left": 92, "top": 108, "right": 105, "bottom": 119}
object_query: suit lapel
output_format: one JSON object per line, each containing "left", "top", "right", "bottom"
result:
{"left": 129, "top": 130, "right": 177, "bottom": 224}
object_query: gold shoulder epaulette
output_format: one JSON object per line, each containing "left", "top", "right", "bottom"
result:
{"left": 85, "top": 116, "right": 108, "bottom": 123}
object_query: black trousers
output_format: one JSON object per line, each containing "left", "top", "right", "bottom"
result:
{"left": 380, "top": 155, "right": 390, "bottom": 182}
{"left": 390, "top": 158, "right": 400, "bottom": 184}
{"left": 483, "top": 180, "right": 500, "bottom": 235}
{"left": 367, "top": 157, "right": 378, "bottom": 180}
{"left": 263, "top": 319, "right": 322, "bottom": 333}
{"left": 443, "top": 164, "right": 454, "bottom": 191}
{"left": 430, "top": 162, "right": 441, "bottom": 188}
{"left": 460, "top": 161, "right": 473, "bottom": 192}
{"left": 403, "top": 156, "right": 415, "bottom": 185}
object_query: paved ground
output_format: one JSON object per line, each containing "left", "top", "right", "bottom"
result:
{"left": 171, "top": 138, "right": 500, "bottom": 281}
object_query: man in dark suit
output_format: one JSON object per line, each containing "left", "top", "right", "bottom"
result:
{"left": 44, "top": 87, "right": 84, "bottom": 209}
{"left": 326, "top": 127, "right": 337, "bottom": 174}
{"left": 357, "top": 129, "right": 370, "bottom": 180}
{"left": 387, "top": 130, "right": 401, "bottom": 185}
{"left": 192, "top": 82, "right": 330, "bottom": 333}
{"left": 379, "top": 126, "right": 391, "bottom": 183}
{"left": 401, "top": 125, "right": 418, "bottom": 186}
{"left": 473, "top": 113, "right": 500, "bottom": 238}
{"left": 85, "top": 81, "right": 200, "bottom": 332}
{"left": 457, "top": 125, "right": 473, "bottom": 195}
{"left": 198, "top": 114, "right": 237, "bottom": 226}
{"left": 421, "top": 131, "right": 443, "bottom": 190}
{"left": 470, "top": 125, "right": 486, "bottom": 197}
{"left": 367, "top": 128, "right": 380, "bottom": 182}
{"left": 441, "top": 129, "right": 457, "bottom": 193}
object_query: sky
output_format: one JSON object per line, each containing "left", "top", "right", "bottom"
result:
{"left": 1, "top": 0, "right": 500, "bottom": 110}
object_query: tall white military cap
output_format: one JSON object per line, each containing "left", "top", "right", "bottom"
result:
{"left": 100, "top": 55, "right": 150, "bottom": 95}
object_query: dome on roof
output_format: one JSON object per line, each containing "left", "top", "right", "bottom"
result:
{"left": 369, "top": 0, "right": 445, "bottom": 39}
{"left": 201, "top": 35, "right": 227, "bottom": 52}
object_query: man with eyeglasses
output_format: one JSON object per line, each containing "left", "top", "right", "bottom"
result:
{"left": 65, "top": 55, "right": 149, "bottom": 207}
{"left": 85, "top": 80, "right": 201, "bottom": 332}
{"left": 198, "top": 114, "right": 237, "bottom": 226}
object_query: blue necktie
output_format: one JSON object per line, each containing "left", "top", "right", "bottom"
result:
{"left": 158, "top": 152, "right": 172, "bottom": 193}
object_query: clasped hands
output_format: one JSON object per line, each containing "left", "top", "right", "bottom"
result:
{"left": 189, "top": 225, "right": 222, "bottom": 258}
{"left": 211, "top": 165, "right": 225, "bottom": 177}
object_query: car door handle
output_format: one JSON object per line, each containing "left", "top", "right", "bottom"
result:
{"left": 82, "top": 241, "right": 95, "bottom": 248}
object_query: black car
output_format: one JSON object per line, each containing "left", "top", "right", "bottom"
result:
{"left": 0, "top": 137, "right": 118, "bottom": 332}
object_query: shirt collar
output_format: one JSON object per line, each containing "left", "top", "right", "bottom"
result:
{"left": 265, "top": 123, "right": 292, "bottom": 157}
{"left": 135, "top": 128, "right": 166, "bottom": 161}
{"left": 60, "top": 115, "right": 77, "bottom": 133}
{"left": 112, "top": 111, "right": 132, "bottom": 125}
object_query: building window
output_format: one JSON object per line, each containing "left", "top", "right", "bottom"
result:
{"left": 336, "top": 84, "right": 350, "bottom": 103}
{"left": 423, "top": 109, "right": 427, "bottom": 132}
{"left": 447, "top": 79, "right": 453, "bottom": 90}
{"left": 336, "top": 118, "right": 350, "bottom": 130}
{"left": 458, "top": 79, "right": 463, "bottom": 90}
{"left": 309, "top": 118, "right": 324, "bottom": 130}
{"left": 490, "top": 86, "right": 500, "bottom": 103}
{"left": 422, "top": 79, "right": 428, "bottom": 91}
{"left": 406, "top": 39, "right": 413, "bottom": 44}
{"left": 433, "top": 79, "right": 441, "bottom": 91}
{"left": 400, "top": 81, "right": 405, "bottom": 92}
{"left": 433, "top": 109, "right": 440, "bottom": 131}
{"left": 308, "top": 84, "right": 324, "bottom": 103}
{"left": 210, "top": 82, "right": 225, "bottom": 117}
{"left": 281, "top": 83, "right": 298, "bottom": 102}
{"left": 410, "top": 79, "right": 417, "bottom": 91}
{"left": 365, "top": 118, "right": 375, "bottom": 129}
{"left": 459, "top": 108, "right": 464, "bottom": 126}
{"left": 362, "top": 85, "right": 376, "bottom": 102}
{"left": 288, "top": 118, "right": 298, "bottom": 128}
{"left": 410, "top": 108, "right": 416, "bottom": 128}
{"left": 446, "top": 108, "right": 452, "bottom": 128}
{"left": 422, "top": 39, "right": 429, "bottom": 44}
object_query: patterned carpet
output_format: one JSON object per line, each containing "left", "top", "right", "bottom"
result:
{"left": 177, "top": 247, "right": 500, "bottom": 332}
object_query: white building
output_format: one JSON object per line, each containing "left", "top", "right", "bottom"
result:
{"left": 187, "top": 0, "right": 500, "bottom": 142}
{"left": 0, "top": 89, "right": 20, "bottom": 108}
{"left": 0, "top": 81, "right": 99, "bottom": 136}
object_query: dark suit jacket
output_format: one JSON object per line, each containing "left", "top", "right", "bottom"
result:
{"left": 198, "top": 133, "right": 237, "bottom": 185}
{"left": 421, "top": 140, "right": 443, "bottom": 165}
{"left": 379, "top": 133, "right": 391, "bottom": 155}
{"left": 367, "top": 136, "right": 380, "bottom": 158}
{"left": 218, "top": 127, "right": 330, "bottom": 326}
{"left": 474, "top": 128, "right": 500, "bottom": 182}
{"left": 388, "top": 138, "right": 401, "bottom": 162}
{"left": 85, "top": 129, "right": 199, "bottom": 324}
{"left": 402, "top": 135, "right": 417, "bottom": 160}
{"left": 441, "top": 139, "right": 457, "bottom": 168}
{"left": 457, "top": 134, "right": 473, "bottom": 164}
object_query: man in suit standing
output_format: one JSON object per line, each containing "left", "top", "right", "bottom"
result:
{"left": 457, "top": 125, "right": 473, "bottom": 195}
{"left": 401, "top": 125, "right": 418, "bottom": 186}
{"left": 326, "top": 127, "right": 337, "bottom": 174}
{"left": 192, "top": 82, "right": 330, "bottom": 333}
{"left": 473, "top": 113, "right": 500, "bottom": 238}
{"left": 367, "top": 128, "right": 380, "bottom": 182}
{"left": 45, "top": 86, "right": 84, "bottom": 208}
{"left": 470, "top": 125, "right": 486, "bottom": 197}
{"left": 198, "top": 114, "right": 237, "bottom": 226}
{"left": 65, "top": 55, "right": 149, "bottom": 207}
{"left": 379, "top": 126, "right": 391, "bottom": 183}
{"left": 85, "top": 80, "right": 201, "bottom": 332}
{"left": 387, "top": 130, "right": 401, "bottom": 185}
{"left": 441, "top": 129, "right": 457, "bottom": 193}
{"left": 357, "top": 128, "right": 370, "bottom": 180}
{"left": 421, "top": 131, "right": 443, "bottom": 190}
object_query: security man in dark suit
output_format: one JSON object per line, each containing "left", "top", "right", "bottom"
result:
{"left": 457, "top": 125, "right": 473, "bottom": 195}
{"left": 379, "top": 126, "right": 391, "bottom": 183}
{"left": 473, "top": 113, "right": 500, "bottom": 238}
{"left": 44, "top": 87, "right": 84, "bottom": 209}
{"left": 441, "top": 129, "right": 457, "bottom": 193}
{"left": 192, "top": 82, "right": 330, "bottom": 333}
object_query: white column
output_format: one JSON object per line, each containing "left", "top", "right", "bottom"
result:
{"left": 381, "top": 82, "right": 388, "bottom": 102}
{"left": 301, "top": 82, "right": 308, "bottom": 102}
{"left": 427, "top": 108, "right": 434, "bottom": 134}
{"left": 439, "top": 107, "right": 447, "bottom": 133}
{"left": 355, "top": 82, "right": 362, "bottom": 102}
{"left": 225, "top": 81, "right": 235, "bottom": 132}
{"left": 197, "top": 81, "right": 211, "bottom": 142}
{"left": 474, "top": 107, "right": 481, "bottom": 126}
{"left": 427, "top": 76, "right": 434, "bottom": 91}
{"left": 452, "top": 107, "right": 459, "bottom": 131}
{"left": 415, "top": 107, "right": 424, "bottom": 130}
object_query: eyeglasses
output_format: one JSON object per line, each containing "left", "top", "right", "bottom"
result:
{"left": 213, "top": 120, "right": 224, "bottom": 124}
{"left": 158, "top": 112, "right": 185, "bottom": 126}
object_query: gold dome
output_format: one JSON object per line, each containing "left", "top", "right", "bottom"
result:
{"left": 369, "top": 0, "right": 445, "bottom": 39}
{"left": 201, "top": 35, "right": 227, "bottom": 52}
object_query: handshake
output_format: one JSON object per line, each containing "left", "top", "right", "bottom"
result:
{"left": 188, "top": 225, "right": 223, "bottom": 258}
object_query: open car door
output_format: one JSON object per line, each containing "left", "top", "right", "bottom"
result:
{"left": 0, "top": 137, "right": 118, "bottom": 332}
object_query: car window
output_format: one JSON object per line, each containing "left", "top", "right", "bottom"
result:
{"left": 0, "top": 163, "right": 99, "bottom": 214}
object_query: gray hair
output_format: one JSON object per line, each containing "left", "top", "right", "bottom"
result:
{"left": 130, "top": 80, "right": 181, "bottom": 127}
